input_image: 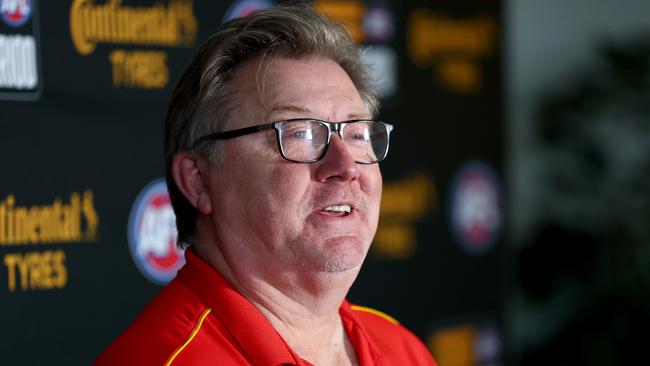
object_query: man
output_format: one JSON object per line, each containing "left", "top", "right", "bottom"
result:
{"left": 96, "top": 4, "right": 436, "bottom": 366}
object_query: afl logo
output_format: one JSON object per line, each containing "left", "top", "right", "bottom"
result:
{"left": 449, "top": 161, "right": 502, "bottom": 255}
{"left": 1, "top": 0, "right": 33, "bottom": 27}
{"left": 223, "top": 0, "right": 273, "bottom": 23}
{"left": 128, "top": 178, "right": 184, "bottom": 285}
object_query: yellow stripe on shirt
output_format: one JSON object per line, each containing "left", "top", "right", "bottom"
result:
{"left": 164, "top": 308, "right": 212, "bottom": 366}
{"left": 350, "top": 305, "right": 399, "bottom": 325}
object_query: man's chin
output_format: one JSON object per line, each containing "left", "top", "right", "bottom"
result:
{"left": 289, "top": 235, "right": 370, "bottom": 273}
{"left": 317, "top": 259, "right": 364, "bottom": 274}
{"left": 300, "top": 247, "right": 368, "bottom": 275}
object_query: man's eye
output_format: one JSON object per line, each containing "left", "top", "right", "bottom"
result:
{"left": 347, "top": 129, "right": 370, "bottom": 144}
{"left": 292, "top": 130, "right": 313, "bottom": 140}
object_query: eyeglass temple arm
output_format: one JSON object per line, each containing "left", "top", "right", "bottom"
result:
{"left": 193, "top": 124, "right": 275, "bottom": 148}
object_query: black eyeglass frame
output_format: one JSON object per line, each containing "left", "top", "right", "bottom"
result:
{"left": 193, "top": 118, "right": 394, "bottom": 164}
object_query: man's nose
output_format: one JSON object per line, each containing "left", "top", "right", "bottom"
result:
{"left": 314, "top": 135, "right": 360, "bottom": 182}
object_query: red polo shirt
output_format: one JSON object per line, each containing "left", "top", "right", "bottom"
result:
{"left": 95, "top": 250, "right": 436, "bottom": 365}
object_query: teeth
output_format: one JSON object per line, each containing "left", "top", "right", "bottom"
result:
{"left": 323, "top": 205, "right": 351, "bottom": 213}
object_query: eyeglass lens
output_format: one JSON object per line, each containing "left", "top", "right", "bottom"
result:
{"left": 277, "top": 120, "right": 389, "bottom": 163}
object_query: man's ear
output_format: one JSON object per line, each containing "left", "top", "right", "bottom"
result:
{"left": 171, "top": 152, "right": 213, "bottom": 215}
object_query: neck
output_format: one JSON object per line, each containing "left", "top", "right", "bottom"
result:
{"left": 195, "top": 237, "right": 360, "bottom": 365}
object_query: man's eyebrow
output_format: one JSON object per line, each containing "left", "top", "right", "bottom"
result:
{"left": 269, "top": 105, "right": 311, "bottom": 115}
{"left": 347, "top": 112, "right": 371, "bottom": 120}
{"left": 267, "top": 106, "right": 371, "bottom": 120}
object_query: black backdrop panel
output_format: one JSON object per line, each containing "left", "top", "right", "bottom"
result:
{"left": 0, "top": 1, "right": 503, "bottom": 364}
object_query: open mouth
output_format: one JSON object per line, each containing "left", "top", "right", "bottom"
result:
{"left": 321, "top": 204, "right": 352, "bottom": 217}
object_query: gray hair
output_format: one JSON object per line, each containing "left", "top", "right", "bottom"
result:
{"left": 164, "top": 4, "right": 379, "bottom": 246}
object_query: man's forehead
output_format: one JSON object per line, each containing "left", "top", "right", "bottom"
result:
{"left": 225, "top": 57, "right": 368, "bottom": 127}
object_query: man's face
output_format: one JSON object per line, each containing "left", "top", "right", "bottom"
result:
{"left": 206, "top": 57, "right": 383, "bottom": 275}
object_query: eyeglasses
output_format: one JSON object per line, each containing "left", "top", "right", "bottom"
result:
{"left": 193, "top": 118, "right": 394, "bottom": 164}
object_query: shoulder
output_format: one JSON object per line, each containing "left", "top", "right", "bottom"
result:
{"left": 94, "top": 279, "right": 241, "bottom": 366}
{"left": 345, "top": 304, "right": 437, "bottom": 366}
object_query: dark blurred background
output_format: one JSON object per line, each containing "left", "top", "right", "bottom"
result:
{"left": 1, "top": 0, "right": 649, "bottom": 365}
{"left": 507, "top": 1, "right": 650, "bottom": 365}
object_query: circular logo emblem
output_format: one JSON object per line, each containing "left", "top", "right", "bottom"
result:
{"left": 363, "top": 3, "right": 394, "bottom": 43}
{"left": 449, "top": 161, "right": 502, "bottom": 255}
{"left": 128, "top": 178, "right": 184, "bottom": 285}
{"left": 223, "top": 0, "right": 274, "bottom": 23}
{"left": 1, "top": 0, "right": 33, "bottom": 27}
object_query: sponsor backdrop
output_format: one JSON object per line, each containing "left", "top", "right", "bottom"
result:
{"left": 0, "top": 0, "right": 503, "bottom": 364}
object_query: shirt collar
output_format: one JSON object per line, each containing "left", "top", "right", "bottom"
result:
{"left": 178, "top": 249, "right": 301, "bottom": 366}
{"left": 340, "top": 300, "right": 382, "bottom": 365}
{"left": 178, "top": 249, "right": 381, "bottom": 366}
